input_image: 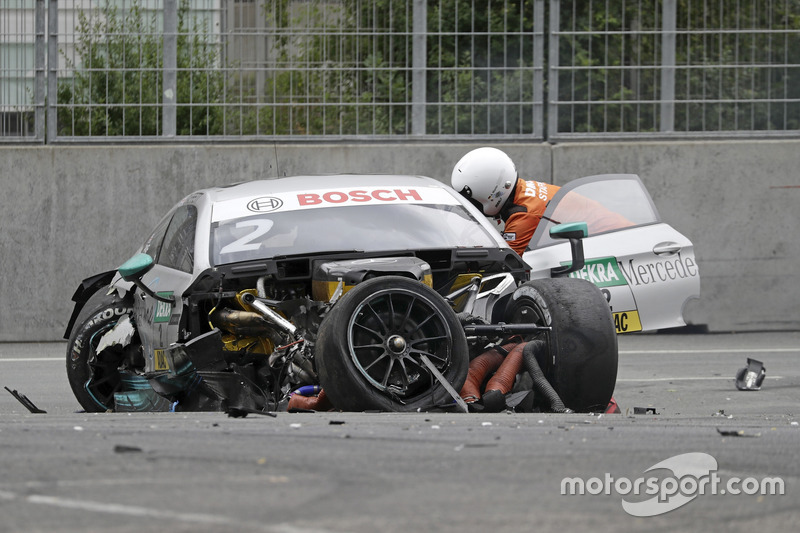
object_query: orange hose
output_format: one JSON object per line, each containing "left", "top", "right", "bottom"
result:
{"left": 288, "top": 389, "right": 333, "bottom": 411}
{"left": 484, "top": 342, "right": 527, "bottom": 395}
{"left": 460, "top": 343, "right": 518, "bottom": 402}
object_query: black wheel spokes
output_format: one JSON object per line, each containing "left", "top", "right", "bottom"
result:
{"left": 409, "top": 348, "right": 447, "bottom": 366}
{"left": 361, "top": 350, "right": 390, "bottom": 373}
{"left": 365, "top": 301, "right": 389, "bottom": 335}
{"left": 350, "top": 290, "right": 452, "bottom": 397}
{"left": 407, "top": 312, "right": 436, "bottom": 337}
{"left": 381, "top": 357, "right": 396, "bottom": 388}
{"left": 387, "top": 293, "right": 396, "bottom": 331}
{"left": 395, "top": 358, "right": 411, "bottom": 389}
{"left": 398, "top": 295, "right": 417, "bottom": 332}
{"left": 353, "top": 321, "right": 384, "bottom": 341}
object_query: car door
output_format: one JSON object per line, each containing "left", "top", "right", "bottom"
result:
{"left": 522, "top": 174, "right": 700, "bottom": 333}
{"left": 134, "top": 205, "right": 198, "bottom": 371}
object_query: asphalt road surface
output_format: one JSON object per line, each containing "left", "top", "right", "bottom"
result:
{"left": 1, "top": 332, "right": 799, "bottom": 533}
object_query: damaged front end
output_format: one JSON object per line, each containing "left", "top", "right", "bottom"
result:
{"left": 147, "top": 287, "right": 326, "bottom": 413}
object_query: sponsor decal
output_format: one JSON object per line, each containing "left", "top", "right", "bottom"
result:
{"left": 153, "top": 349, "right": 169, "bottom": 371}
{"left": 297, "top": 188, "right": 423, "bottom": 206}
{"left": 153, "top": 292, "right": 174, "bottom": 323}
{"left": 247, "top": 196, "right": 284, "bottom": 213}
{"left": 502, "top": 232, "right": 516, "bottom": 241}
{"left": 523, "top": 180, "right": 550, "bottom": 201}
{"left": 566, "top": 257, "right": 628, "bottom": 288}
{"left": 618, "top": 252, "right": 698, "bottom": 286}
{"left": 613, "top": 310, "right": 642, "bottom": 333}
{"left": 212, "top": 186, "right": 459, "bottom": 222}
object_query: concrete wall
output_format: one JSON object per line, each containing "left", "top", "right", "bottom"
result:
{"left": 0, "top": 140, "right": 797, "bottom": 340}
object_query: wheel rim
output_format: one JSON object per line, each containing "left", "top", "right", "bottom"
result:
{"left": 347, "top": 288, "right": 453, "bottom": 398}
{"left": 507, "top": 293, "right": 553, "bottom": 376}
{"left": 508, "top": 301, "right": 547, "bottom": 327}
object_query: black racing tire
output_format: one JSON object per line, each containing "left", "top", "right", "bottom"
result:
{"left": 66, "top": 286, "right": 138, "bottom": 412}
{"left": 504, "top": 278, "right": 618, "bottom": 412}
{"left": 315, "top": 276, "right": 469, "bottom": 412}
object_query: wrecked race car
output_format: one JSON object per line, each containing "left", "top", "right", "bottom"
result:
{"left": 63, "top": 174, "right": 695, "bottom": 415}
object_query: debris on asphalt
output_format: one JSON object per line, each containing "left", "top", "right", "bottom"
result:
{"left": 716, "top": 428, "right": 761, "bottom": 438}
{"left": 113, "top": 445, "right": 143, "bottom": 453}
{"left": 712, "top": 409, "right": 733, "bottom": 419}
{"left": 605, "top": 397, "right": 621, "bottom": 414}
{"left": 226, "top": 407, "right": 278, "bottom": 418}
{"left": 735, "top": 358, "right": 766, "bottom": 391}
{"left": 4, "top": 387, "right": 46, "bottom": 413}
{"left": 633, "top": 407, "right": 659, "bottom": 415}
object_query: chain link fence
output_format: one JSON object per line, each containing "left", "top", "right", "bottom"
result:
{"left": 1, "top": 0, "right": 798, "bottom": 142}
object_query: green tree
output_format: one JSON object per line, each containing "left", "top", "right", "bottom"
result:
{"left": 57, "top": 0, "right": 224, "bottom": 136}
{"left": 233, "top": 0, "right": 539, "bottom": 136}
{"left": 556, "top": 0, "right": 800, "bottom": 134}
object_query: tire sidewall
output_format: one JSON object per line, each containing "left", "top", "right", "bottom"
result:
{"left": 66, "top": 286, "right": 134, "bottom": 412}
{"left": 505, "top": 278, "right": 618, "bottom": 412}
{"left": 316, "top": 276, "right": 468, "bottom": 412}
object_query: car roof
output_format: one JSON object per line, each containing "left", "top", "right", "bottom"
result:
{"left": 199, "top": 174, "right": 449, "bottom": 204}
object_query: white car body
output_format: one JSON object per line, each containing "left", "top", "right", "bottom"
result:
{"left": 523, "top": 174, "right": 701, "bottom": 333}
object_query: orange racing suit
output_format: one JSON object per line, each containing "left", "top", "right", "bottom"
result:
{"left": 499, "top": 179, "right": 559, "bottom": 256}
{"left": 499, "top": 179, "right": 634, "bottom": 256}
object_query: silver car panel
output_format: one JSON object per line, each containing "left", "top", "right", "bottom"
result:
{"left": 523, "top": 174, "right": 700, "bottom": 333}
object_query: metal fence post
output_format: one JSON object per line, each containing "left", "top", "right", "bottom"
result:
{"left": 660, "top": 0, "right": 676, "bottom": 132}
{"left": 547, "top": 0, "right": 560, "bottom": 139}
{"left": 412, "top": 0, "right": 427, "bottom": 135}
{"left": 163, "top": 0, "right": 178, "bottom": 137}
{"left": 34, "top": 0, "right": 45, "bottom": 142}
{"left": 533, "top": 0, "right": 544, "bottom": 139}
{"left": 46, "top": 0, "right": 58, "bottom": 143}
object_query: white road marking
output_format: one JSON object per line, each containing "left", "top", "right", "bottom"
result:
{"left": 0, "top": 489, "right": 322, "bottom": 531}
{"left": 617, "top": 376, "right": 782, "bottom": 382}
{"left": 1, "top": 347, "right": 798, "bottom": 362}
{"left": 0, "top": 358, "right": 63, "bottom": 362}
{"left": 620, "top": 348, "right": 799, "bottom": 354}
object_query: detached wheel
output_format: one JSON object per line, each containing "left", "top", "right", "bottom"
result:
{"left": 66, "top": 287, "right": 139, "bottom": 412}
{"left": 504, "top": 278, "right": 617, "bottom": 412}
{"left": 316, "top": 276, "right": 468, "bottom": 412}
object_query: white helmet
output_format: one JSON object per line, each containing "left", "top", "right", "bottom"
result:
{"left": 451, "top": 147, "right": 517, "bottom": 216}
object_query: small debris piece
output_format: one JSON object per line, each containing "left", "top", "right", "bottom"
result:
{"left": 605, "top": 397, "right": 621, "bottom": 414}
{"left": 113, "top": 445, "right": 143, "bottom": 453}
{"left": 226, "top": 407, "right": 278, "bottom": 418}
{"left": 716, "top": 428, "right": 761, "bottom": 438}
{"left": 735, "top": 358, "right": 766, "bottom": 391}
{"left": 329, "top": 420, "right": 346, "bottom": 425}
{"left": 633, "top": 407, "right": 659, "bottom": 415}
{"left": 4, "top": 387, "right": 46, "bottom": 414}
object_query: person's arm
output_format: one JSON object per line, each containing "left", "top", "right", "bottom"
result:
{"left": 502, "top": 211, "right": 538, "bottom": 256}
